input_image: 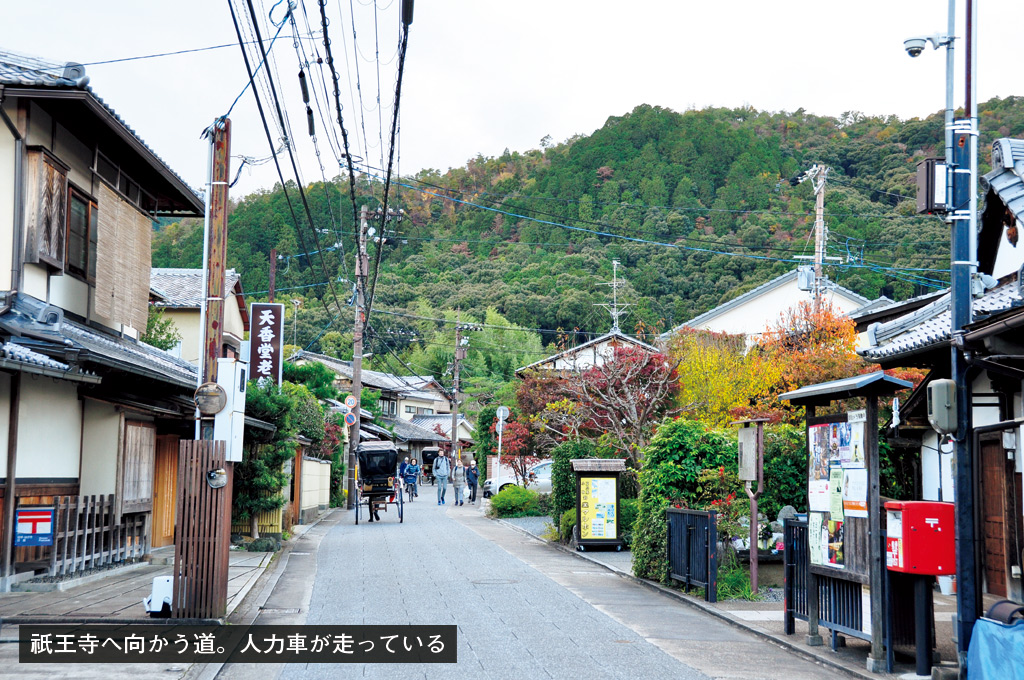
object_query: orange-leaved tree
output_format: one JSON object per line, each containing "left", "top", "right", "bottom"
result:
{"left": 738, "top": 300, "right": 867, "bottom": 423}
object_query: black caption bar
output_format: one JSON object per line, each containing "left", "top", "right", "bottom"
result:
{"left": 19, "top": 625, "right": 457, "bottom": 664}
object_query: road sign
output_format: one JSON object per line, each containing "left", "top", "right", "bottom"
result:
{"left": 496, "top": 406, "right": 510, "bottom": 421}
{"left": 495, "top": 420, "right": 505, "bottom": 435}
{"left": 344, "top": 412, "right": 357, "bottom": 426}
{"left": 344, "top": 394, "right": 358, "bottom": 409}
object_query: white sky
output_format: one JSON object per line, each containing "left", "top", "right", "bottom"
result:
{"left": 3, "top": 1, "right": 1022, "bottom": 198}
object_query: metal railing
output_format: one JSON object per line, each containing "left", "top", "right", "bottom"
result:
{"left": 667, "top": 507, "right": 718, "bottom": 602}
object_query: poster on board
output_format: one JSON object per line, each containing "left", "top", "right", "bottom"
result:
{"left": 808, "top": 512, "right": 825, "bottom": 565}
{"left": 842, "top": 467, "right": 868, "bottom": 518}
{"left": 829, "top": 466, "right": 845, "bottom": 520}
{"left": 808, "top": 423, "right": 832, "bottom": 511}
{"left": 827, "top": 518, "right": 845, "bottom": 568}
{"left": 580, "top": 477, "right": 617, "bottom": 540}
{"left": 847, "top": 411, "right": 866, "bottom": 468}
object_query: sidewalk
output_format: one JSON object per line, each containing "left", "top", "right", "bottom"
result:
{"left": 0, "top": 549, "right": 273, "bottom": 623}
{"left": 499, "top": 515, "right": 962, "bottom": 680}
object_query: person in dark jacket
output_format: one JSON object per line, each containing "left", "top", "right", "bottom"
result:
{"left": 466, "top": 459, "right": 480, "bottom": 504}
{"left": 404, "top": 458, "right": 420, "bottom": 499}
{"left": 433, "top": 452, "right": 451, "bottom": 505}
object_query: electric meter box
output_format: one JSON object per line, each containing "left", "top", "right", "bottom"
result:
{"left": 926, "top": 379, "right": 957, "bottom": 434}
{"left": 885, "top": 501, "right": 955, "bottom": 575}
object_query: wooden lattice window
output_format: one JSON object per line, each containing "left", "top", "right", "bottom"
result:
{"left": 66, "top": 188, "right": 98, "bottom": 282}
{"left": 24, "top": 148, "right": 69, "bottom": 270}
{"left": 121, "top": 421, "right": 156, "bottom": 514}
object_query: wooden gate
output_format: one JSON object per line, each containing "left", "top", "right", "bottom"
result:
{"left": 152, "top": 435, "right": 179, "bottom": 548}
{"left": 981, "top": 436, "right": 1008, "bottom": 597}
{"left": 172, "top": 440, "right": 229, "bottom": 619}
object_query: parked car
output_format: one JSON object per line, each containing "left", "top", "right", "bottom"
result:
{"left": 483, "top": 460, "right": 552, "bottom": 497}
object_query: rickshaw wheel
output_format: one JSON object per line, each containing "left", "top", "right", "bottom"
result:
{"left": 354, "top": 494, "right": 360, "bottom": 525}
{"left": 398, "top": 485, "right": 404, "bottom": 523}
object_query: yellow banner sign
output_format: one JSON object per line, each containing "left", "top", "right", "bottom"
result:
{"left": 579, "top": 477, "right": 617, "bottom": 540}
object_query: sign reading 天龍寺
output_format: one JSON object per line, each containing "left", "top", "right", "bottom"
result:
{"left": 579, "top": 477, "right": 617, "bottom": 540}
{"left": 250, "top": 303, "right": 285, "bottom": 385}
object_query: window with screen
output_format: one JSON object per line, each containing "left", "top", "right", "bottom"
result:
{"left": 66, "top": 188, "right": 97, "bottom": 281}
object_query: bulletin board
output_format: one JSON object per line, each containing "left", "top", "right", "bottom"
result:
{"left": 806, "top": 410, "right": 871, "bottom": 582}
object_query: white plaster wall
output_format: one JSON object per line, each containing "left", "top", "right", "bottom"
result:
{"left": 164, "top": 309, "right": 201, "bottom": 366}
{"left": 0, "top": 113, "right": 15, "bottom": 291}
{"left": 22, "top": 263, "right": 47, "bottom": 300}
{"left": 54, "top": 123, "right": 92, "bottom": 191}
{"left": 15, "top": 377, "right": 81, "bottom": 479}
{"left": 0, "top": 374, "right": 9, "bottom": 479}
{"left": 920, "top": 430, "right": 955, "bottom": 502}
{"left": 78, "top": 399, "right": 120, "bottom": 496}
{"left": 49, "top": 275, "right": 89, "bottom": 319}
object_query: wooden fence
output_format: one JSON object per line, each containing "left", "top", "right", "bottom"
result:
{"left": 47, "top": 495, "right": 149, "bottom": 577}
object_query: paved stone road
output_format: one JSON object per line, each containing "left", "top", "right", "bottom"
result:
{"left": 270, "top": 501, "right": 834, "bottom": 680}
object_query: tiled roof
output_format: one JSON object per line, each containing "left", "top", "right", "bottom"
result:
{"left": 151, "top": 268, "right": 242, "bottom": 308}
{"left": 1, "top": 341, "right": 70, "bottom": 371}
{"left": 660, "top": 269, "right": 871, "bottom": 340}
{"left": 0, "top": 51, "right": 202, "bottom": 212}
{"left": 294, "top": 351, "right": 449, "bottom": 399}
{"left": 383, "top": 418, "right": 448, "bottom": 443}
{"left": 0, "top": 293, "right": 198, "bottom": 388}
{"left": 516, "top": 330, "right": 659, "bottom": 373}
{"left": 411, "top": 414, "right": 475, "bottom": 437}
{"left": 860, "top": 279, "right": 1023, "bottom": 361}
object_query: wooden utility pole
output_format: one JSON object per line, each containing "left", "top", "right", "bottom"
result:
{"left": 201, "top": 117, "right": 231, "bottom": 401}
{"left": 451, "top": 315, "right": 463, "bottom": 460}
{"left": 347, "top": 205, "right": 369, "bottom": 510}
{"left": 811, "top": 166, "right": 828, "bottom": 304}
{"left": 268, "top": 248, "right": 277, "bottom": 302}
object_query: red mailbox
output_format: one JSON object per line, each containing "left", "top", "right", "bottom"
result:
{"left": 885, "top": 501, "right": 955, "bottom": 575}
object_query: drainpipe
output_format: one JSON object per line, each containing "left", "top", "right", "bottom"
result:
{"left": 0, "top": 87, "right": 24, "bottom": 294}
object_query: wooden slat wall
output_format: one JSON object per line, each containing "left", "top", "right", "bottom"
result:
{"left": 172, "top": 440, "right": 229, "bottom": 619}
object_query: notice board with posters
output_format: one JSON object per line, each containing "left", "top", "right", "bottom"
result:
{"left": 572, "top": 459, "right": 626, "bottom": 550}
{"left": 806, "top": 411, "right": 870, "bottom": 582}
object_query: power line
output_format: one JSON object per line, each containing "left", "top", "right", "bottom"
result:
{"left": 242, "top": 0, "right": 345, "bottom": 317}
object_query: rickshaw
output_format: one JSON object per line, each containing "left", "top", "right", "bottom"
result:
{"left": 355, "top": 441, "right": 403, "bottom": 524}
{"left": 420, "top": 447, "right": 440, "bottom": 486}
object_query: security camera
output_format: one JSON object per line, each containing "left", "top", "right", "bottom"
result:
{"left": 904, "top": 37, "right": 928, "bottom": 57}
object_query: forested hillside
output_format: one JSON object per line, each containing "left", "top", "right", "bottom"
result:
{"left": 152, "top": 97, "right": 1024, "bottom": 387}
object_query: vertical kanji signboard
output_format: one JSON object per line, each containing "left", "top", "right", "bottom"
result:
{"left": 251, "top": 302, "right": 285, "bottom": 385}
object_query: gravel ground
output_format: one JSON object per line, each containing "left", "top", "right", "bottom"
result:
{"left": 500, "top": 514, "right": 555, "bottom": 538}
{"left": 27, "top": 558, "right": 144, "bottom": 583}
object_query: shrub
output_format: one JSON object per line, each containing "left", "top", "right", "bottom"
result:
{"left": 560, "top": 508, "right": 576, "bottom": 542}
{"left": 760, "top": 424, "right": 807, "bottom": 519}
{"left": 550, "top": 440, "right": 591, "bottom": 521}
{"left": 536, "top": 493, "right": 552, "bottom": 517}
{"left": 632, "top": 419, "right": 735, "bottom": 583}
{"left": 619, "top": 497, "right": 639, "bottom": 545}
{"left": 247, "top": 537, "right": 280, "bottom": 552}
{"left": 489, "top": 486, "right": 542, "bottom": 518}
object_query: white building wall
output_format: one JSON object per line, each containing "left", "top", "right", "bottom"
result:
{"left": 0, "top": 374, "right": 9, "bottom": 479}
{"left": 16, "top": 378, "right": 81, "bottom": 479}
{"left": 78, "top": 399, "right": 120, "bottom": 496}
{"left": 691, "top": 279, "right": 866, "bottom": 340}
{"left": 0, "top": 108, "right": 15, "bottom": 291}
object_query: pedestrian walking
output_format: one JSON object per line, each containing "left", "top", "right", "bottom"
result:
{"left": 404, "top": 458, "right": 420, "bottom": 499}
{"left": 466, "top": 458, "right": 479, "bottom": 504}
{"left": 434, "top": 451, "right": 451, "bottom": 505}
{"left": 452, "top": 458, "right": 467, "bottom": 506}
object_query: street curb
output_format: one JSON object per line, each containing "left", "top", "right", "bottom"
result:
{"left": 493, "top": 517, "right": 884, "bottom": 680}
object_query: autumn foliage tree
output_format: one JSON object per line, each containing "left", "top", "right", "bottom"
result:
{"left": 668, "top": 328, "right": 781, "bottom": 428}
{"left": 562, "top": 346, "right": 680, "bottom": 467}
{"left": 736, "top": 300, "right": 867, "bottom": 423}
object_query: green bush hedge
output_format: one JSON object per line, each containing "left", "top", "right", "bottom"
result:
{"left": 632, "top": 419, "right": 735, "bottom": 583}
{"left": 550, "top": 440, "right": 591, "bottom": 522}
{"left": 489, "top": 486, "right": 542, "bottom": 518}
{"left": 560, "top": 508, "right": 576, "bottom": 541}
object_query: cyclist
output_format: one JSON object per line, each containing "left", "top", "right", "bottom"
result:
{"left": 404, "top": 458, "right": 420, "bottom": 500}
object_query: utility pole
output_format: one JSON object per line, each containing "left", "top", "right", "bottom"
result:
{"left": 793, "top": 165, "right": 835, "bottom": 304}
{"left": 268, "top": 248, "right": 277, "bottom": 302}
{"left": 347, "top": 205, "right": 369, "bottom": 510}
{"left": 291, "top": 299, "right": 302, "bottom": 348}
{"left": 952, "top": 0, "right": 980, "bottom": 663}
{"left": 450, "top": 316, "right": 482, "bottom": 462}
